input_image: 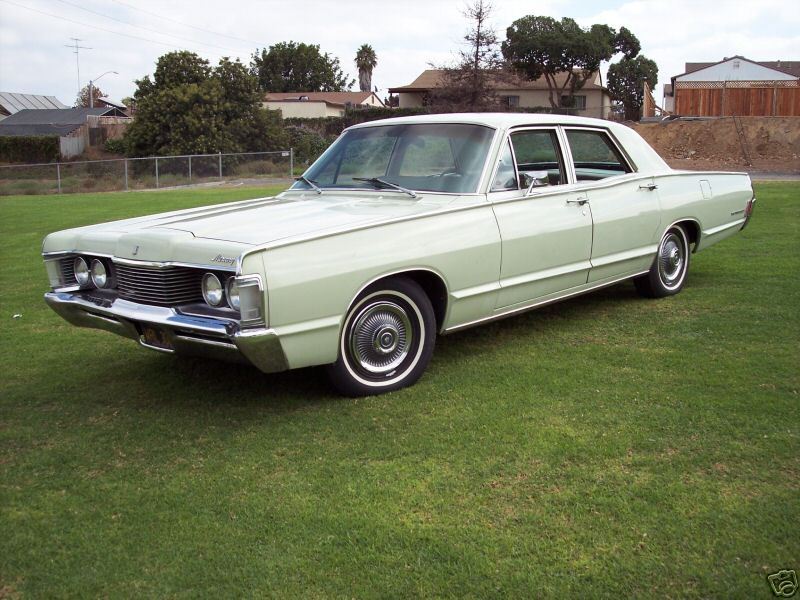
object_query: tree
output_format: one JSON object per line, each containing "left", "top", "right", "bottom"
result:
{"left": 121, "top": 96, "right": 136, "bottom": 112}
{"left": 502, "top": 16, "right": 641, "bottom": 109}
{"left": 250, "top": 42, "right": 354, "bottom": 92}
{"left": 431, "top": 0, "right": 506, "bottom": 111}
{"left": 75, "top": 84, "right": 106, "bottom": 108}
{"left": 124, "top": 51, "right": 286, "bottom": 157}
{"left": 607, "top": 55, "right": 658, "bottom": 121}
{"left": 355, "top": 44, "right": 378, "bottom": 93}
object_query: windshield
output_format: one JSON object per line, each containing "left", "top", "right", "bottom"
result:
{"left": 291, "top": 123, "right": 495, "bottom": 194}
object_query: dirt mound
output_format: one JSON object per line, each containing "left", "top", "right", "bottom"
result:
{"left": 628, "top": 117, "right": 800, "bottom": 173}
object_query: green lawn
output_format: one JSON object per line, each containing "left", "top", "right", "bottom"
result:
{"left": 1, "top": 184, "right": 798, "bottom": 598}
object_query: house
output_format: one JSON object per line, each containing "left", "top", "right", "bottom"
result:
{"left": 95, "top": 98, "right": 129, "bottom": 113}
{"left": 387, "top": 69, "right": 613, "bottom": 119}
{"left": 666, "top": 56, "right": 800, "bottom": 116}
{"left": 263, "top": 91, "right": 384, "bottom": 118}
{"left": 0, "top": 107, "right": 129, "bottom": 158}
{"left": 0, "top": 92, "right": 67, "bottom": 120}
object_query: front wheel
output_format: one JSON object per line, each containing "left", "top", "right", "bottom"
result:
{"left": 326, "top": 277, "right": 436, "bottom": 396}
{"left": 635, "top": 225, "right": 691, "bottom": 298}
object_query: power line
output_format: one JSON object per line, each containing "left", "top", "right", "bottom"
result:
{"left": 64, "top": 37, "right": 91, "bottom": 98}
{"left": 0, "top": 0, "right": 231, "bottom": 57}
{"left": 110, "top": 0, "right": 268, "bottom": 49}
{"left": 53, "top": 0, "right": 247, "bottom": 54}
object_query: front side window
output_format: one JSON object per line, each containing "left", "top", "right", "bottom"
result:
{"left": 294, "top": 123, "right": 495, "bottom": 194}
{"left": 490, "top": 140, "right": 517, "bottom": 191}
{"left": 510, "top": 129, "right": 566, "bottom": 186}
{"left": 565, "top": 129, "right": 632, "bottom": 181}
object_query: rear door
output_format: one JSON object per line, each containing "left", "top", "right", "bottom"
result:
{"left": 563, "top": 127, "right": 662, "bottom": 283}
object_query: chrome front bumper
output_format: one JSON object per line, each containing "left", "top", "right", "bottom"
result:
{"left": 44, "top": 291, "right": 288, "bottom": 373}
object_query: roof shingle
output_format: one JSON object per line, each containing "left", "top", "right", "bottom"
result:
{"left": 0, "top": 107, "right": 122, "bottom": 137}
{"left": 388, "top": 69, "right": 605, "bottom": 93}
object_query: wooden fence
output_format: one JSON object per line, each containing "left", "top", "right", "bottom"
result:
{"left": 674, "top": 80, "right": 800, "bottom": 116}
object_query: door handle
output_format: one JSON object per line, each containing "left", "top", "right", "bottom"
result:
{"left": 566, "top": 197, "right": 589, "bottom": 206}
{"left": 639, "top": 183, "right": 658, "bottom": 191}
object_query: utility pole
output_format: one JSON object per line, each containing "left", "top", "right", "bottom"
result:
{"left": 64, "top": 38, "right": 91, "bottom": 103}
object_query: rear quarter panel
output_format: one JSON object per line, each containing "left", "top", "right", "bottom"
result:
{"left": 655, "top": 172, "right": 753, "bottom": 250}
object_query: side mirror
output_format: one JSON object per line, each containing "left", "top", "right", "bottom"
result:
{"left": 521, "top": 170, "right": 550, "bottom": 194}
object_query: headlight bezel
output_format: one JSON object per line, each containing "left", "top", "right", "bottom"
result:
{"left": 233, "top": 274, "right": 265, "bottom": 327}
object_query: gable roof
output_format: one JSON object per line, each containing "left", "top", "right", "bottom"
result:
{"left": 0, "top": 92, "right": 67, "bottom": 115}
{"left": 264, "top": 91, "right": 383, "bottom": 106}
{"left": 677, "top": 55, "right": 800, "bottom": 79}
{"left": 388, "top": 69, "right": 606, "bottom": 93}
{"left": 96, "top": 98, "right": 128, "bottom": 111}
{"left": 0, "top": 107, "right": 122, "bottom": 136}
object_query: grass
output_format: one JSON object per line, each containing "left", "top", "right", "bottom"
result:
{"left": 1, "top": 183, "right": 798, "bottom": 598}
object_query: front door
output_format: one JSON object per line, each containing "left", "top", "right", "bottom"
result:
{"left": 490, "top": 128, "right": 593, "bottom": 309}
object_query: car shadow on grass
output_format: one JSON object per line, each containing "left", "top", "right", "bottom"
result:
{"left": 79, "top": 281, "right": 646, "bottom": 413}
{"left": 436, "top": 281, "right": 644, "bottom": 356}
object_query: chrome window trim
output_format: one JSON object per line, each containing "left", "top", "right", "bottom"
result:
{"left": 561, "top": 125, "right": 638, "bottom": 177}
{"left": 488, "top": 125, "right": 572, "bottom": 195}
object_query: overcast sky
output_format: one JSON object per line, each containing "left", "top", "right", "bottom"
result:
{"left": 0, "top": 0, "right": 798, "bottom": 107}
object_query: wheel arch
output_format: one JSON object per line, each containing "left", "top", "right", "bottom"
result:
{"left": 665, "top": 218, "right": 701, "bottom": 252}
{"left": 348, "top": 268, "right": 449, "bottom": 333}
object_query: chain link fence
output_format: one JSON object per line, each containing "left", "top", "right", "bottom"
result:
{"left": 0, "top": 150, "right": 295, "bottom": 196}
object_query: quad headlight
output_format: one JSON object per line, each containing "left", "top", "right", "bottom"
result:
{"left": 225, "top": 277, "right": 240, "bottom": 310}
{"left": 202, "top": 273, "right": 224, "bottom": 307}
{"left": 90, "top": 259, "right": 109, "bottom": 288}
{"left": 73, "top": 257, "right": 90, "bottom": 286}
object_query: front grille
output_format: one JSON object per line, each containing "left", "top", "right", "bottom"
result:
{"left": 115, "top": 264, "right": 204, "bottom": 306}
{"left": 60, "top": 259, "right": 76, "bottom": 286}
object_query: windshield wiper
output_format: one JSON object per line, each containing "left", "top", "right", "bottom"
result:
{"left": 295, "top": 175, "right": 322, "bottom": 194}
{"left": 352, "top": 177, "right": 417, "bottom": 198}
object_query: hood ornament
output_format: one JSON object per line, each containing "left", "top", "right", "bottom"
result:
{"left": 132, "top": 245, "right": 139, "bottom": 256}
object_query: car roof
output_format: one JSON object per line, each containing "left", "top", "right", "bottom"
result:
{"left": 347, "top": 112, "right": 617, "bottom": 131}
{"left": 346, "top": 112, "right": 672, "bottom": 176}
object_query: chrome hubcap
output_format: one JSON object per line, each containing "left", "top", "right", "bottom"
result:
{"left": 349, "top": 301, "right": 412, "bottom": 374}
{"left": 659, "top": 233, "right": 684, "bottom": 286}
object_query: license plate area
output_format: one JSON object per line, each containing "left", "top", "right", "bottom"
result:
{"left": 140, "top": 325, "right": 175, "bottom": 352}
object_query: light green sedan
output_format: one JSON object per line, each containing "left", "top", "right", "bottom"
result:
{"left": 42, "top": 114, "right": 755, "bottom": 395}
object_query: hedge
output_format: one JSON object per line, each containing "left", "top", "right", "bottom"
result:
{"left": 284, "top": 107, "right": 432, "bottom": 137}
{"left": 0, "top": 136, "right": 60, "bottom": 163}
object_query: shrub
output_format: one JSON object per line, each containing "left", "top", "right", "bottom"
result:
{"left": 285, "top": 126, "right": 337, "bottom": 165}
{"left": 104, "top": 137, "right": 128, "bottom": 155}
{"left": 0, "top": 136, "right": 60, "bottom": 163}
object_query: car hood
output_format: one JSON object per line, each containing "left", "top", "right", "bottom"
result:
{"left": 151, "top": 191, "right": 452, "bottom": 245}
{"left": 43, "top": 191, "right": 462, "bottom": 263}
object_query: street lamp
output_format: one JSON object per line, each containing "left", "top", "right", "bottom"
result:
{"left": 89, "top": 70, "right": 118, "bottom": 108}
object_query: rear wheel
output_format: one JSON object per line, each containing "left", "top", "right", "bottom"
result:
{"left": 635, "top": 225, "right": 691, "bottom": 298}
{"left": 326, "top": 277, "right": 436, "bottom": 396}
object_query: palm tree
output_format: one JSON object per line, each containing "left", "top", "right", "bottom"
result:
{"left": 355, "top": 44, "right": 378, "bottom": 93}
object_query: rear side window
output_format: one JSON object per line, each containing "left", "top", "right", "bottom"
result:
{"left": 566, "top": 129, "right": 632, "bottom": 181}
